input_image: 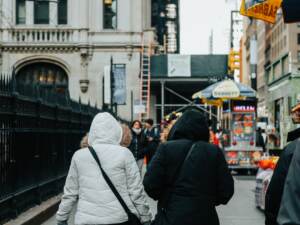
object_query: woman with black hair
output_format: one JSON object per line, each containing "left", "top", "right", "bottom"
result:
{"left": 129, "top": 120, "right": 146, "bottom": 173}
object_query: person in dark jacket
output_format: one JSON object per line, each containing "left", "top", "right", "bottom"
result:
{"left": 128, "top": 120, "right": 146, "bottom": 173}
{"left": 277, "top": 138, "right": 300, "bottom": 225}
{"left": 143, "top": 109, "right": 234, "bottom": 225}
{"left": 265, "top": 116, "right": 300, "bottom": 224}
{"left": 143, "top": 118, "right": 160, "bottom": 164}
{"left": 256, "top": 127, "right": 266, "bottom": 152}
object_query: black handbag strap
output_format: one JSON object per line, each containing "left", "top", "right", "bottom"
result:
{"left": 162, "top": 142, "right": 196, "bottom": 209}
{"left": 88, "top": 146, "right": 132, "bottom": 215}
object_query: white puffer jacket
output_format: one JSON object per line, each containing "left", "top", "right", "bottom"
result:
{"left": 56, "top": 113, "right": 152, "bottom": 225}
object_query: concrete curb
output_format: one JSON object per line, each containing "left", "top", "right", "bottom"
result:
{"left": 4, "top": 195, "right": 61, "bottom": 225}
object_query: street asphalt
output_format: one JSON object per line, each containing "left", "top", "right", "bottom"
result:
{"left": 43, "top": 176, "right": 264, "bottom": 225}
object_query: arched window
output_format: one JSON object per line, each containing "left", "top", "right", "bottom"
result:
{"left": 16, "top": 62, "right": 68, "bottom": 95}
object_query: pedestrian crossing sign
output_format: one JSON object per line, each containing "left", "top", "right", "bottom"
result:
{"left": 240, "top": 0, "right": 283, "bottom": 24}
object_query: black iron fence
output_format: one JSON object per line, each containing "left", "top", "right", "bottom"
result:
{"left": 0, "top": 74, "right": 101, "bottom": 223}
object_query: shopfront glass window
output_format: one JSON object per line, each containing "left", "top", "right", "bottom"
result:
{"left": 34, "top": 1, "right": 49, "bottom": 24}
{"left": 103, "top": 0, "right": 117, "bottom": 29}
{"left": 16, "top": 0, "right": 26, "bottom": 24}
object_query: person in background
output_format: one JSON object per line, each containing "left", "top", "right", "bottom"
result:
{"left": 256, "top": 127, "right": 266, "bottom": 152}
{"left": 128, "top": 120, "right": 146, "bottom": 172}
{"left": 277, "top": 139, "right": 300, "bottom": 225}
{"left": 216, "top": 128, "right": 224, "bottom": 148}
{"left": 120, "top": 124, "right": 132, "bottom": 148}
{"left": 210, "top": 128, "right": 220, "bottom": 146}
{"left": 80, "top": 133, "right": 89, "bottom": 148}
{"left": 144, "top": 118, "right": 160, "bottom": 164}
{"left": 265, "top": 102, "right": 300, "bottom": 225}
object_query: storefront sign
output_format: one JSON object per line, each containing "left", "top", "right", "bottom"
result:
{"left": 233, "top": 105, "right": 256, "bottom": 112}
{"left": 240, "top": 0, "right": 282, "bottom": 24}
{"left": 168, "top": 55, "right": 191, "bottom": 77}
{"left": 133, "top": 100, "right": 146, "bottom": 114}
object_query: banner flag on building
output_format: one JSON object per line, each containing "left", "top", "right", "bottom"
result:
{"left": 104, "top": 65, "right": 111, "bottom": 105}
{"left": 240, "top": 0, "right": 282, "bottom": 24}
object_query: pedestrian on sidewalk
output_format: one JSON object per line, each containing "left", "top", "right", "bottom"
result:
{"left": 277, "top": 138, "right": 300, "bottom": 225}
{"left": 143, "top": 109, "right": 234, "bottom": 225}
{"left": 128, "top": 120, "right": 146, "bottom": 173}
{"left": 143, "top": 119, "right": 160, "bottom": 164}
{"left": 80, "top": 133, "right": 89, "bottom": 148}
{"left": 120, "top": 123, "right": 132, "bottom": 148}
{"left": 265, "top": 102, "right": 300, "bottom": 225}
{"left": 256, "top": 127, "right": 266, "bottom": 152}
{"left": 56, "top": 112, "right": 152, "bottom": 225}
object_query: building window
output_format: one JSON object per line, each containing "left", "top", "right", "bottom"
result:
{"left": 16, "top": 0, "right": 26, "bottom": 24}
{"left": 103, "top": 0, "right": 117, "bottom": 29}
{"left": 298, "top": 51, "right": 300, "bottom": 62}
{"left": 34, "top": 1, "right": 49, "bottom": 24}
{"left": 58, "top": 0, "right": 67, "bottom": 24}
{"left": 16, "top": 62, "right": 69, "bottom": 96}
{"left": 298, "top": 33, "right": 300, "bottom": 45}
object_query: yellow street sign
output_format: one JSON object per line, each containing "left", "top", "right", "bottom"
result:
{"left": 240, "top": 0, "right": 283, "bottom": 24}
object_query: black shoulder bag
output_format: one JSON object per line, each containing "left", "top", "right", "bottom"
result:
{"left": 88, "top": 146, "right": 142, "bottom": 225}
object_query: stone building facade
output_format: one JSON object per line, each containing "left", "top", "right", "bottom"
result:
{"left": 0, "top": 0, "right": 156, "bottom": 120}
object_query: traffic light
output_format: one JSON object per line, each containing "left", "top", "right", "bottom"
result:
{"left": 228, "top": 49, "right": 240, "bottom": 75}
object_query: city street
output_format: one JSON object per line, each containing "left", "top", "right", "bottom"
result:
{"left": 2, "top": 0, "right": 300, "bottom": 224}
{"left": 43, "top": 176, "right": 264, "bottom": 225}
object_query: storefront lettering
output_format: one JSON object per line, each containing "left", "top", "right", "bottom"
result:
{"left": 233, "top": 105, "right": 256, "bottom": 112}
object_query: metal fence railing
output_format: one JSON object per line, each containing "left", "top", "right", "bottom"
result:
{"left": 0, "top": 74, "right": 100, "bottom": 223}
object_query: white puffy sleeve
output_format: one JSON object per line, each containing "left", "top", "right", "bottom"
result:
{"left": 124, "top": 150, "right": 152, "bottom": 223}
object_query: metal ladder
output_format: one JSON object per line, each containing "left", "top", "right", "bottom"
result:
{"left": 140, "top": 41, "right": 152, "bottom": 120}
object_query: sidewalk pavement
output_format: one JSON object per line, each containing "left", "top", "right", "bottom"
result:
{"left": 4, "top": 195, "right": 61, "bottom": 225}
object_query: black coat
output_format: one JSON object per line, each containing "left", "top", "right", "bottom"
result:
{"left": 265, "top": 127, "right": 300, "bottom": 225}
{"left": 143, "top": 127, "right": 160, "bottom": 163}
{"left": 143, "top": 110, "right": 234, "bottom": 225}
{"left": 128, "top": 130, "right": 146, "bottom": 160}
{"left": 277, "top": 139, "right": 300, "bottom": 225}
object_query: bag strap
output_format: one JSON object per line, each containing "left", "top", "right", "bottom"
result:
{"left": 162, "top": 142, "right": 196, "bottom": 209}
{"left": 88, "top": 146, "right": 132, "bottom": 215}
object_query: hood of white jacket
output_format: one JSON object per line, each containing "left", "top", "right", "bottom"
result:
{"left": 88, "top": 112, "right": 123, "bottom": 146}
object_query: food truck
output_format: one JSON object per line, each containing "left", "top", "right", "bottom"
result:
{"left": 223, "top": 99, "right": 263, "bottom": 172}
